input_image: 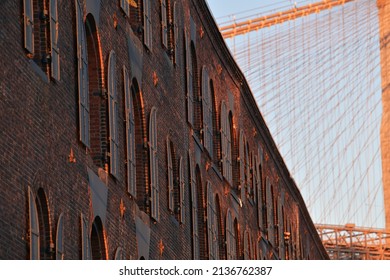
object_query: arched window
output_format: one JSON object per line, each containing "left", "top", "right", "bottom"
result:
{"left": 173, "top": 2, "right": 179, "bottom": 64}
{"left": 166, "top": 137, "right": 177, "bottom": 213}
{"left": 189, "top": 153, "right": 199, "bottom": 259}
{"left": 184, "top": 29, "right": 193, "bottom": 126}
{"left": 143, "top": 0, "right": 152, "bottom": 49}
{"left": 75, "top": 0, "right": 89, "bottom": 146}
{"left": 196, "top": 166, "right": 207, "bottom": 259}
{"left": 239, "top": 130, "right": 246, "bottom": 193}
{"left": 243, "top": 230, "right": 251, "bottom": 260}
{"left": 149, "top": 107, "right": 159, "bottom": 221}
{"left": 81, "top": 213, "right": 91, "bottom": 260}
{"left": 124, "top": 66, "right": 136, "bottom": 197}
{"left": 210, "top": 81, "right": 220, "bottom": 167}
{"left": 215, "top": 195, "right": 224, "bottom": 259}
{"left": 273, "top": 185, "right": 280, "bottom": 251}
{"left": 206, "top": 182, "right": 218, "bottom": 260}
{"left": 36, "top": 188, "right": 52, "bottom": 260}
{"left": 129, "top": 78, "right": 148, "bottom": 211}
{"left": 160, "top": 0, "right": 168, "bottom": 48}
{"left": 202, "top": 67, "right": 213, "bottom": 157}
{"left": 179, "top": 156, "right": 185, "bottom": 224}
{"left": 226, "top": 209, "right": 236, "bottom": 260}
{"left": 234, "top": 218, "right": 240, "bottom": 259}
{"left": 91, "top": 217, "right": 107, "bottom": 260}
{"left": 56, "top": 213, "right": 64, "bottom": 260}
{"left": 191, "top": 44, "right": 201, "bottom": 138}
{"left": 108, "top": 50, "right": 119, "bottom": 178}
{"left": 221, "top": 101, "right": 233, "bottom": 185}
{"left": 28, "top": 186, "right": 39, "bottom": 259}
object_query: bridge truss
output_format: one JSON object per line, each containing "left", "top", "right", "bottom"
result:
{"left": 316, "top": 224, "right": 390, "bottom": 260}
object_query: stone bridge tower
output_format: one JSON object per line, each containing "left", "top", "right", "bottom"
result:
{"left": 378, "top": 0, "right": 390, "bottom": 230}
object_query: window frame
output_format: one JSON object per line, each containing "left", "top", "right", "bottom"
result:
{"left": 28, "top": 186, "right": 40, "bottom": 260}
{"left": 179, "top": 156, "right": 185, "bottom": 224}
{"left": 149, "top": 107, "right": 159, "bottom": 221}
{"left": 56, "top": 213, "right": 64, "bottom": 260}
{"left": 50, "top": 0, "right": 60, "bottom": 81}
{"left": 143, "top": 0, "right": 152, "bottom": 50}
{"left": 124, "top": 66, "right": 136, "bottom": 196}
{"left": 189, "top": 153, "right": 199, "bottom": 259}
{"left": 23, "top": 0, "right": 34, "bottom": 54}
{"left": 108, "top": 50, "right": 119, "bottom": 178}
{"left": 75, "top": 0, "right": 90, "bottom": 147}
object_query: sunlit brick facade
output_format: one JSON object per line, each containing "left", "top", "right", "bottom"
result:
{"left": 0, "top": 0, "right": 328, "bottom": 260}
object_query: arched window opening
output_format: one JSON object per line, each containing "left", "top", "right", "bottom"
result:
{"left": 196, "top": 166, "right": 207, "bottom": 259}
{"left": 210, "top": 81, "right": 220, "bottom": 168}
{"left": 191, "top": 43, "right": 202, "bottom": 139}
{"left": 234, "top": 218, "right": 241, "bottom": 259}
{"left": 149, "top": 107, "right": 159, "bottom": 221}
{"left": 215, "top": 195, "right": 225, "bottom": 260}
{"left": 189, "top": 153, "right": 199, "bottom": 259}
{"left": 91, "top": 217, "right": 107, "bottom": 260}
{"left": 85, "top": 13, "right": 107, "bottom": 169}
{"left": 131, "top": 79, "right": 148, "bottom": 211}
{"left": 226, "top": 209, "right": 236, "bottom": 260}
{"left": 36, "top": 188, "right": 52, "bottom": 260}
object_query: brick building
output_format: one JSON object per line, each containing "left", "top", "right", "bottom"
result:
{"left": 0, "top": 0, "right": 328, "bottom": 260}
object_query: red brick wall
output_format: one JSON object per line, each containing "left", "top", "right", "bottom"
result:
{"left": 0, "top": 0, "right": 327, "bottom": 260}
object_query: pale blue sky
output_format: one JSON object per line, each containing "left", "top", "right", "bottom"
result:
{"left": 205, "top": 0, "right": 385, "bottom": 229}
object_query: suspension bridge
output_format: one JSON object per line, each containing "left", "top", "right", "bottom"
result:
{"left": 210, "top": 0, "right": 390, "bottom": 259}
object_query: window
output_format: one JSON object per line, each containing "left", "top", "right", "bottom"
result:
{"left": 263, "top": 177, "right": 269, "bottom": 237}
{"left": 23, "top": 0, "right": 34, "bottom": 54}
{"left": 36, "top": 188, "right": 52, "bottom": 260}
{"left": 81, "top": 213, "right": 91, "bottom": 259}
{"left": 244, "top": 230, "right": 251, "bottom": 260}
{"left": 124, "top": 66, "right": 136, "bottom": 196}
{"left": 167, "top": 137, "right": 174, "bottom": 212}
{"left": 75, "top": 0, "right": 89, "bottom": 147}
{"left": 185, "top": 29, "right": 193, "bottom": 126}
{"left": 196, "top": 166, "right": 207, "bottom": 259}
{"left": 56, "top": 213, "right": 64, "bottom": 260}
{"left": 161, "top": 0, "right": 168, "bottom": 48}
{"left": 50, "top": 0, "right": 60, "bottom": 80}
{"left": 115, "top": 247, "right": 124, "bottom": 260}
{"left": 149, "top": 107, "right": 159, "bottom": 221}
{"left": 173, "top": 2, "right": 179, "bottom": 64}
{"left": 226, "top": 209, "right": 236, "bottom": 260}
{"left": 189, "top": 153, "right": 199, "bottom": 259}
{"left": 273, "top": 185, "right": 280, "bottom": 250}
{"left": 179, "top": 156, "right": 185, "bottom": 224}
{"left": 120, "top": 0, "right": 130, "bottom": 17}
{"left": 207, "top": 182, "right": 218, "bottom": 260}
{"left": 24, "top": 0, "right": 60, "bottom": 80}
{"left": 221, "top": 101, "right": 233, "bottom": 185}
{"left": 28, "top": 186, "right": 39, "bottom": 260}
{"left": 143, "top": 0, "right": 152, "bottom": 49}
{"left": 91, "top": 217, "right": 107, "bottom": 260}
{"left": 239, "top": 130, "right": 246, "bottom": 192}
{"left": 202, "top": 67, "right": 213, "bottom": 157}
{"left": 108, "top": 50, "right": 119, "bottom": 178}
{"left": 129, "top": 79, "right": 148, "bottom": 211}
{"left": 256, "top": 156, "right": 263, "bottom": 229}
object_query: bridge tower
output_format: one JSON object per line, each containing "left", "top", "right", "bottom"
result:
{"left": 378, "top": 0, "right": 390, "bottom": 231}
